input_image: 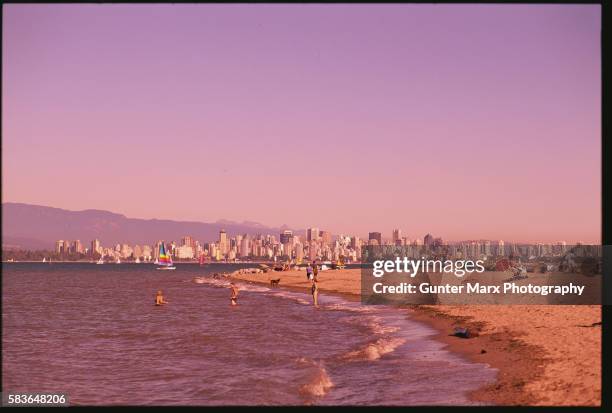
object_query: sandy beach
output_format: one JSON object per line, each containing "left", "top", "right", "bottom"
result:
{"left": 230, "top": 268, "right": 601, "bottom": 406}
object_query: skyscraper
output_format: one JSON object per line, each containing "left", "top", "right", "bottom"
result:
{"left": 91, "top": 239, "right": 101, "bottom": 256}
{"left": 424, "top": 233, "right": 434, "bottom": 247}
{"left": 182, "top": 236, "right": 194, "bottom": 248}
{"left": 309, "top": 241, "right": 319, "bottom": 261}
{"left": 240, "top": 236, "right": 250, "bottom": 258}
{"left": 497, "top": 240, "right": 505, "bottom": 256}
{"left": 72, "top": 240, "right": 83, "bottom": 254}
{"left": 368, "top": 232, "right": 382, "bottom": 246}
{"left": 295, "top": 242, "right": 304, "bottom": 263}
{"left": 320, "top": 231, "right": 331, "bottom": 245}
{"left": 307, "top": 228, "right": 320, "bottom": 242}
{"left": 392, "top": 229, "right": 402, "bottom": 245}
{"left": 280, "top": 230, "right": 293, "bottom": 244}
{"left": 219, "top": 230, "right": 229, "bottom": 256}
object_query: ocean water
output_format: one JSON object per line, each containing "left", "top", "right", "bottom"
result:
{"left": 2, "top": 263, "right": 495, "bottom": 405}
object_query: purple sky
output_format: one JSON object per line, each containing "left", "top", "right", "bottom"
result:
{"left": 2, "top": 4, "right": 601, "bottom": 243}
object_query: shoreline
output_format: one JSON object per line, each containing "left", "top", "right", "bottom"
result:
{"left": 229, "top": 268, "right": 601, "bottom": 406}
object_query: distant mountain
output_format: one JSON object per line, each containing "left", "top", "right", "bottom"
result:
{"left": 2, "top": 203, "right": 300, "bottom": 250}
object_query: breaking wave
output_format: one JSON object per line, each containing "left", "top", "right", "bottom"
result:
{"left": 191, "top": 277, "right": 270, "bottom": 292}
{"left": 340, "top": 337, "right": 407, "bottom": 362}
{"left": 297, "top": 358, "right": 334, "bottom": 398}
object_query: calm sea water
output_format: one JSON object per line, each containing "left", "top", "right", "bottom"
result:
{"left": 2, "top": 263, "right": 495, "bottom": 405}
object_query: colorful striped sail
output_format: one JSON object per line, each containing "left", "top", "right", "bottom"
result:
{"left": 158, "top": 243, "right": 173, "bottom": 266}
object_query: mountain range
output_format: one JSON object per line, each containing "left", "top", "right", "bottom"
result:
{"left": 2, "top": 203, "right": 299, "bottom": 250}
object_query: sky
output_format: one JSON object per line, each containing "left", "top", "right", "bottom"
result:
{"left": 2, "top": 4, "right": 601, "bottom": 243}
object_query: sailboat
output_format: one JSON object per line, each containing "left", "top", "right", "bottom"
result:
{"left": 42, "top": 257, "right": 47, "bottom": 263}
{"left": 156, "top": 242, "right": 176, "bottom": 270}
{"left": 96, "top": 255, "right": 104, "bottom": 264}
{"left": 116, "top": 257, "right": 121, "bottom": 264}
{"left": 135, "top": 257, "right": 141, "bottom": 264}
{"left": 199, "top": 253, "right": 207, "bottom": 266}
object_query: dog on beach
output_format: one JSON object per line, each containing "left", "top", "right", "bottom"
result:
{"left": 270, "top": 278, "right": 280, "bottom": 287}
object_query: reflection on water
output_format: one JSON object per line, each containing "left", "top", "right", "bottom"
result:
{"left": 2, "top": 263, "right": 495, "bottom": 405}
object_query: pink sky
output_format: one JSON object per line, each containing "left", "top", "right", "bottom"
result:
{"left": 2, "top": 4, "right": 601, "bottom": 243}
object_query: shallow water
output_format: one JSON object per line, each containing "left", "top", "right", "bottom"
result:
{"left": 2, "top": 263, "right": 495, "bottom": 405}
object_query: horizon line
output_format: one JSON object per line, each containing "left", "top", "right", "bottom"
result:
{"left": 2, "top": 201, "right": 598, "bottom": 245}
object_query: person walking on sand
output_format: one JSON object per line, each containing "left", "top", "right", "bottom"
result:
{"left": 230, "top": 282, "right": 239, "bottom": 306}
{"left": 306, "top": 263, "right": 313, "bottom": 281}
{"left": 155, "top": 290, "right": 168, "bottom": 306}
{"left": 311, "top": 277, "right": 319, "bottom": 308}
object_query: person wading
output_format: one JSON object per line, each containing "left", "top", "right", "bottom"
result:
{"left": 311, "top": 277, "right": 319, "bottom": 308}
{"left": 230, "top": 282, "right": 239, "bottom": 306}
{"left": 155, "top": 290, "right": 168, "bottom": 306}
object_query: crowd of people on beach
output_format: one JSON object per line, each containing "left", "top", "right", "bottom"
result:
{"left": 155, "top": 261, "right": 322, "bottom": 308}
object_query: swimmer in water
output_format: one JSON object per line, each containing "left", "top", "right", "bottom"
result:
{"left": 230, "top": 282, "right": 239, "bottom": 306}
{"left": 155, "top": 290, "right": 168, "bottom": 305}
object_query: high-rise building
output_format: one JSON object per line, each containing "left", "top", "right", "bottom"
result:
{"left": 282, "top": 241, "right": 292, "bottom": 258}
{"left": 253, "top": 239, "right": 263, "bottom": 257}
{"left": 176, "top": 245, "right": 194, "bottom": 259}
{"left": 295, "top": 242, "right": 304, "bottom": 263}
{"left": 309, "top": 241, "right": 319, "bottom": 261}
{"left": 219, "top": 230, "right": 229, "bottom": 256}
{"left": 182, "top": 236, "right": 194, "bottom": 248}
{"left": 307, "top": 228, "right": 320, "bottom": 242}
{"left": 235, "top": 234, "right": 243, "bottom": 251}
{"left": 497, "top": 240, "right": 505, "bottom": 256}
{"left": 484, "top": 240, "right": 491, "bottom": 256}
{"left": 392, "top": 229, "right": 402, "bottom": 245}
{"left": 280, "top": 230, "right": 293, "bottom": 244}
{"left": 424, "top": 233, "right": 434, "bottom": 247}
{"left": 368, "top": 232, "right": 382, "bottom": 246}
{"left": 55, "top": 240, "right": 64, "bottom": 254}
{"left": 320, "top": 231, "right": 331, "bottom": 245}
{"left": 240, "top": 236, "right": 250, "bottom": 257}
{"left": 73, "top": 240, "right": 83, "bottom": 254}
{"left": 91, "top": 239, "right": 101, "bottom": 256}
{"left": 228, "top": 249, "right": 236, "bottom": 260}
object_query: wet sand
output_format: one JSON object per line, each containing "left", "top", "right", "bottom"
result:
{"left": 229, "top": 268, "right": 601, "bottom": 406}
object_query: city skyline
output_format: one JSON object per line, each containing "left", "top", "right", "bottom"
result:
{"left": 3, "top": 4, "right": 601, "bottom": 243}
{"left": 45, "top": 229, "right": 578, "bottom": 265}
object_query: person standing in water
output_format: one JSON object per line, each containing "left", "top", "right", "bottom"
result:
{"left": 311, "top": 277, "right": 319, "bottom": 308}
{"left": 155, "top": 290, "right": 168, "bottom": 305}
{"left": 230, "top": 282, "right": 239, "bottom": 306}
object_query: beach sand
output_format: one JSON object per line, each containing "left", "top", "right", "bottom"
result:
{"left": 230, "top": 268, "right": 601, "bottom": 406}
